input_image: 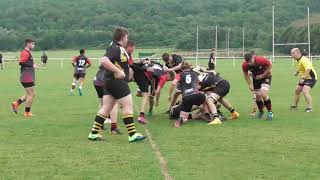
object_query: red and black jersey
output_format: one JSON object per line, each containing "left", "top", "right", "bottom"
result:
{"left": 72, "top": 55, "right": 91, "bottom": 68}
{"left": 178, "top": 70, "right": 199, "bottom": 97}
{"left": 145, "top": 62, "right": 167, "bottom": 89}
{"left": 166, "top": 54, "right": 184, "bottom": 73}
{"left": 19, "top": 49, "right": 34, "bottom": 67}
{"left": 128, "top": 53, "right": 134, "bottom": 66}
{"left": 19, "top": 49, "right": 35, "bottom": 83}
{"left": 242, "top": 56, "right": 271, "bottom": 79}
{"left": 104, "top": 41, "right": 130, "bottom": 81}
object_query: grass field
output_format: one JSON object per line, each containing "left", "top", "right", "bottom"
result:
{"left": 1, "top": 52, "right": 320, "bottom": 180}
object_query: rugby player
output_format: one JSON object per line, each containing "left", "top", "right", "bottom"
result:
{"left": 290, "top": 48, "right": 317, "bottom": 112}
{"left": 162, "top": 53, "right": 185, "bottom": 112}
{"left": 132, "top": 59, "right": 175, "bottom": 123}
{"left": 248, "top": 50, "right": 258, "bottom": 115}
{"left": 70, "top": 49, "right": 91, "bottom": 96}
{"left": 41, "top": 51, "right": 48, "bottom": 68}
{"left": 0, "top": 53, "right": 3, "bottom": 70}
{"left": 11, "top": 39, "right": 38, "bottom": 117}
{"left": 208, "top": 48, "right": 217, "bottom": 70}
{"left": 93, "top": 64, "right": 121, "bottom": 134}
{"left": 88, "top": 27, "right": 146, "bottom": 142}
{"left": 194, "top": 66, "right": 240, "bottom": 121}
{"left": 174, "top": 61, "right": 221, "bottom": 128}
{"left": 242, "top": 53, "right": 273, "bottom": 120}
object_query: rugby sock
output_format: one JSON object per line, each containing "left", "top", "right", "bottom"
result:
{"left": 123, "top": 114, "right": 136, "bottom": 136}
{"left": 204, "top": 113, "right": 212, "bottom": 121}
{"left": 256, "top": 100, "right": 264, "bottom": 112}
{"left": 212, "top": 113, "right": 219, "bottom": 119}
{"left": 25, "top": 107, "right": 31, "bottom": 112}
{"left": 180, "top": 111, "right": 189, "bottom": 122}
{"left": 17, "top": 98, "right": 24, "bottom": 105}
{"left": 91, "top": 113, "right": 106, "bottom": 134}
{"left": 264, "top": 98, "right": 272, "bottom": 112}
{"left": 228, "top": 107, "right": 235, "bottom": 113}
{"left": 110, "top": 123, "right": 117, "bottom": 131}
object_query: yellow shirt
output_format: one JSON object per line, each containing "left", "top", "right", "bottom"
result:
{"left": 295, "top": 56, "right": 317, "bottom": 80}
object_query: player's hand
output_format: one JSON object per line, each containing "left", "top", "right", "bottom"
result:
{"left": 33, "top": 64, "right": 39, "bottom": 69}
{"left": 299, "top": 78, "right": 305, "bottom": 84}
{"left": 294, "top": 72, "right": 298, "bottom": 76}
{"left": 249, "top": 84, "right": 254, "bottom": 91}
{"left": 147, "top": 67, "right": 154, "bottom": 72}
{"left": 115, "top": 70, "right": 125, "bottom": 80}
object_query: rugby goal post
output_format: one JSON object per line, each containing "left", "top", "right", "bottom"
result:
{"left": 272, "top": 5, "right": 311, "bottom": 62}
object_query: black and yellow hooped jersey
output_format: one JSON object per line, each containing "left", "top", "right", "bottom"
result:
{"left": 104, "top": 41, "right": 130, "bottom": 81}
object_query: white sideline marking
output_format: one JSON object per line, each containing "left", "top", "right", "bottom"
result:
{"left": 132, "top": 100, "right": 172, "bottom": 179}
{"left": 144, "top": 127, "right": 173, "bottom": 180}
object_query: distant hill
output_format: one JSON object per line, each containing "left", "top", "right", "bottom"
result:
{"left": 0, "top": 0, "right": 319, "bottom": 52}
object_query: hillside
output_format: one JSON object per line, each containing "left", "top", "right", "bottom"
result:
{"left": 0, "top": 0, "right": 319, "bottom": 51}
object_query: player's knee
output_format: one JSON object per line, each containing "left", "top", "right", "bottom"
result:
{"left": 295, "top": 88, "right": 302, "bottom": 95}
{"left": 302, "top": 88, "right": 310, "bottom": 95}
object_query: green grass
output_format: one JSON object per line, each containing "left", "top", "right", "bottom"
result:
{"left": 1, "top": 55, "right": 320, "bottom": 179}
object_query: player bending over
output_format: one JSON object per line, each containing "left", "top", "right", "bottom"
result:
{"left": 242, "top": 53, "right": 273, "bottom": 120}
{"left": 194, "top": 66, "right": 240, "bottom": 122}
{"left": 174, "top": 61, "right": 221, "bottom": 128}
{"left": 132, "top": 59, "right": 175, "bottom": 123}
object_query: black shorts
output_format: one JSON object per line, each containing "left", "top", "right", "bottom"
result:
{"left": 253, "top": 76, "right": 272, "bottom": 90}
{"left": 94, "top": 84, "right": 104, "bottom": 98}
{"left": 21, "top": 82, "right": 35, "bottom": 88}
{"left": 74, "top": 73, "right": 86, "bottom": 79}
{"left": 298, "top": 79, "right": 317, "bottom": 88}
{"left": 175, "top": 83, "right": 182, "bottom": 93}
{"left": 169, "top": 105, "right": 192, "bottom": 120}
{"left": 104, "top": 79, "right": 131, "bottom": 100}
{"left": 181, "top": 93, "right": 207, "bottom": 112}
{"left": 212, "top": 80, "right": 230, "bottom": 98}
{"left": 42, "top": 60, "right": 47, "bottom": 63}
{"left": 208, "top": 62, "right": 215, "bottom": 70}
{"left": 169, "top": 105, "right": 182, "bottom": 119}
{"left": 134, "top": 71, "right": 150, "bottom": 93}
